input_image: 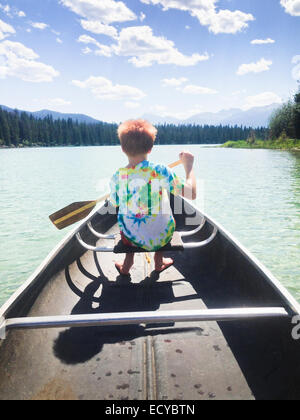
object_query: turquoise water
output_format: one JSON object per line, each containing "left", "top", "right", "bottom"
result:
{"left": 0, "top": 145, "right": 300, "bottom": 306}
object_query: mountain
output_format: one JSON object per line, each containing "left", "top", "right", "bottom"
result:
{"left": 141, "top": 113, "right": 182, "bottom": 125}
{"left": 32, "top": 109, "right": 100, "bottom": 124}
{"left": 142, "top": 104, "right": 280, "bottom": 128}
{"left": 0, "top": 105, "right": 100, "bottom": 124}
{"left": 1, "top": 103, "right": 280, "bottom": 128}
{"left": 186, "top": 104, "right": 279, "bottom": 127}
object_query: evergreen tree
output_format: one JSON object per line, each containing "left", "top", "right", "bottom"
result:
{"left": 0, "top": 109, "right": 11, "bottom": 146}
{"left": 269, "top": 85, "right": 300, "bottom": 140}
{"left": 0, "top": 106, "right": 270, "bottom": 148}
{"left": 294, "top": 86, "right": 300, "bottom": 139}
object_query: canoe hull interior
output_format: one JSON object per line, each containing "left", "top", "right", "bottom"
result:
{"left": 0, "top": 197, "right": 300, "bottom": 400}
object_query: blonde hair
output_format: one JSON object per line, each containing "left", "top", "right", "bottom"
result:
{"left": 118, "top": 119, "right": 157, "bottom": 156}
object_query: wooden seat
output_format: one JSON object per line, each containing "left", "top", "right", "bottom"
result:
{"left": 113, "top": 232, "right": 184, "bottom": 254}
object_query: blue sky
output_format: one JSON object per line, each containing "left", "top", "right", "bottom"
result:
{"left": 0, "top": 0, "right": 300, "bottom": 122}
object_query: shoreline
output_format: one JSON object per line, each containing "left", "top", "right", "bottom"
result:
{"left": 2, "top": 142, "right": 300, "bottom": 151}
{"left": 222, "top": 139, "right": 300, "bottom": 152}
{"left": 0, "top": 143, "right": 221, "bottom": 150}
{"left": 0, "top": 144, "right": 117, "bottom": 150}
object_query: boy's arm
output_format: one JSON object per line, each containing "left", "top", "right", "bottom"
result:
{"left": 109, "top": 172, "right": 119, "bottom": 208}
{"left": 179, "top": 151, "right": 197, "bottom": 200}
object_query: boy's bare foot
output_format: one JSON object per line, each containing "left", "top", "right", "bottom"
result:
{"left": 115, "top": 253, "right": 134, "bottom": 276}
{"left": 115, "top": 263, "right": 131, "bottom": 276}
{"left": 115, "top": 254, "right": 134, "bottom": 276}
{"left": 154, "top": 257, "right": 174, "bottom": 273}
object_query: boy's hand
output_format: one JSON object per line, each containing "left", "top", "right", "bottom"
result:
{"left": 179, "top": 151, "right": 194, "bottom": 173}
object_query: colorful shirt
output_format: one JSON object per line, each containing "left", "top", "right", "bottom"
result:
{"left": 110, "top": 161, "right": 184, "bottom": 251}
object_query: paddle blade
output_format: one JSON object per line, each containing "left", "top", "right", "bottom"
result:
{"left": 49, "top": 200, "right": 97, "bottom": 230}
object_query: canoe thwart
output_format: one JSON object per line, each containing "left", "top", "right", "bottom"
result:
{"left": 76, "top": 232, "right": 114, "bottom": 253}
{"left": 76, "top": 220, "right": 218, "bottom": 254}
{"left": 113, "top": 232, "right": 184, "bottom": 254}
{"left": 182, "top": 226, "right": 218, "bottom": 249}
{"left": 179, "top": 217, "right": 206, "bottom": 237}
{"left": 87, "top": 222, "right": 116, "bottom": 240}
{"left": 0, "top": 308, "right": 289, "bottom": 336}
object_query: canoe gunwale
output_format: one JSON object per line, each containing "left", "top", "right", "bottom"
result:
{"left": 75, "top": 225, "right": 218, "bottom": 253}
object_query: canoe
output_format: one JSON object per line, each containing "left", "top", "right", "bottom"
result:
{"left": 0, "top": 195, "right": 300, "bottom": 401}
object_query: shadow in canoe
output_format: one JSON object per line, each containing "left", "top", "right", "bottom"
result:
{"left": 171, "top": 246, "right": 300, "bottom": 401}
{"left": 53, "top": 252, "right": 203, "bottom": 366}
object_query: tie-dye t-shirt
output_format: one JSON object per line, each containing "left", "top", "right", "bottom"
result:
{"left": 110, "top": 160, "right": 184, "bottom": 251}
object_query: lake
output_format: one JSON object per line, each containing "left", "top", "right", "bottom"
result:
{"left": 0, "top": 145, "right": 300, "bottom": 306}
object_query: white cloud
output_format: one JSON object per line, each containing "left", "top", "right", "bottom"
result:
{"left": 162, "top": 77, "right": 188, "bottom": 87}
{"left": 179, "top": 84, "right": 218, "bottom": 95}
{"left": 150, "top": 105, "right": 204, "bottom": 120}
{"left": 140, "top": 12, "right": 146, "bottom": 21}
{"left": 205, "top": 9, "right": 255, "bottom": 34}
{"left": 0, "top": 4, "right": 12, "bottom": 18}
{"left": 140, "top": 0, "right": 255, "bottom": 34}
{"left": 292, "top": 55, "right": 300, "bottom": 80}
{"left": 78, "top": 34, "right": 112, "bottom": 57}
{"left": 251, "top": 38, "right": 275, "bottom": 45}
{"left": 280, "top": 0, "right": 300, "bottom": 16}
{"left": 80, "top": 19, "right": 118, "bottom": 38}
{"left": 237, "top": 58, "right": 272, "bottom": 76}
{"left": 72, "top": 76, "right": 146, "bottom": 101}
{"left": 125, "top": 101, "right": 141, "bottom": 108}
{"left": 82, "top": 46, "right": 92, "bottom": 54}
{"left": 0, "top": 3, "right": 10, "bottom": 14}
{"left": 78, "top": 25, "right": 209, "bottom": 67}
{"left": 31, "top": 22, "right": 49, "bottom": 30}
{"left": 112, "top": 26, "right": 209, "bottom": 67}
{"left": 48, "top": 98, "right": 71, "bottom": 107}
{"left": 56, "top": 37, "right": 63, "bottom": 44}
{"left": 292, "top": 55, "right": 300, "bottom": 64}
{"left": 0, "top": 40, "right": 59, "bottom": 82}
{"left": 0, "top": 4, "right": 25, "bottom": 18}
{"left": 59, "top": 0, "right": 137, "bottom": 24}
{"left": 0, "top": 19, "right": 15, "bottom": 41}
{"left": 0, "top": 40, "right": 38, "bottom": 60}
{"left": 243, "top": 92, "right": 282, "bottom": 110}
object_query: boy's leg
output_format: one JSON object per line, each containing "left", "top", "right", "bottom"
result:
{"left": 115, "top": 253, "right": 135, "bottom": 275}
{"left": 154, "top": 251, "right": 174, "bottom": 272}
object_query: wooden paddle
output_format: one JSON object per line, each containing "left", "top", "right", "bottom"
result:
{"left": 49, "top": 159, "right": 182, "bottom": 230}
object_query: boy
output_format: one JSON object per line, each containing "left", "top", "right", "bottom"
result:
{"left": 110, "top": 119, "right": 197, "bottom": 275}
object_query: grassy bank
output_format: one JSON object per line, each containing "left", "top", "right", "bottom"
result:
{"left": 222, "top": 138, "right": 300, "bottom": 151}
